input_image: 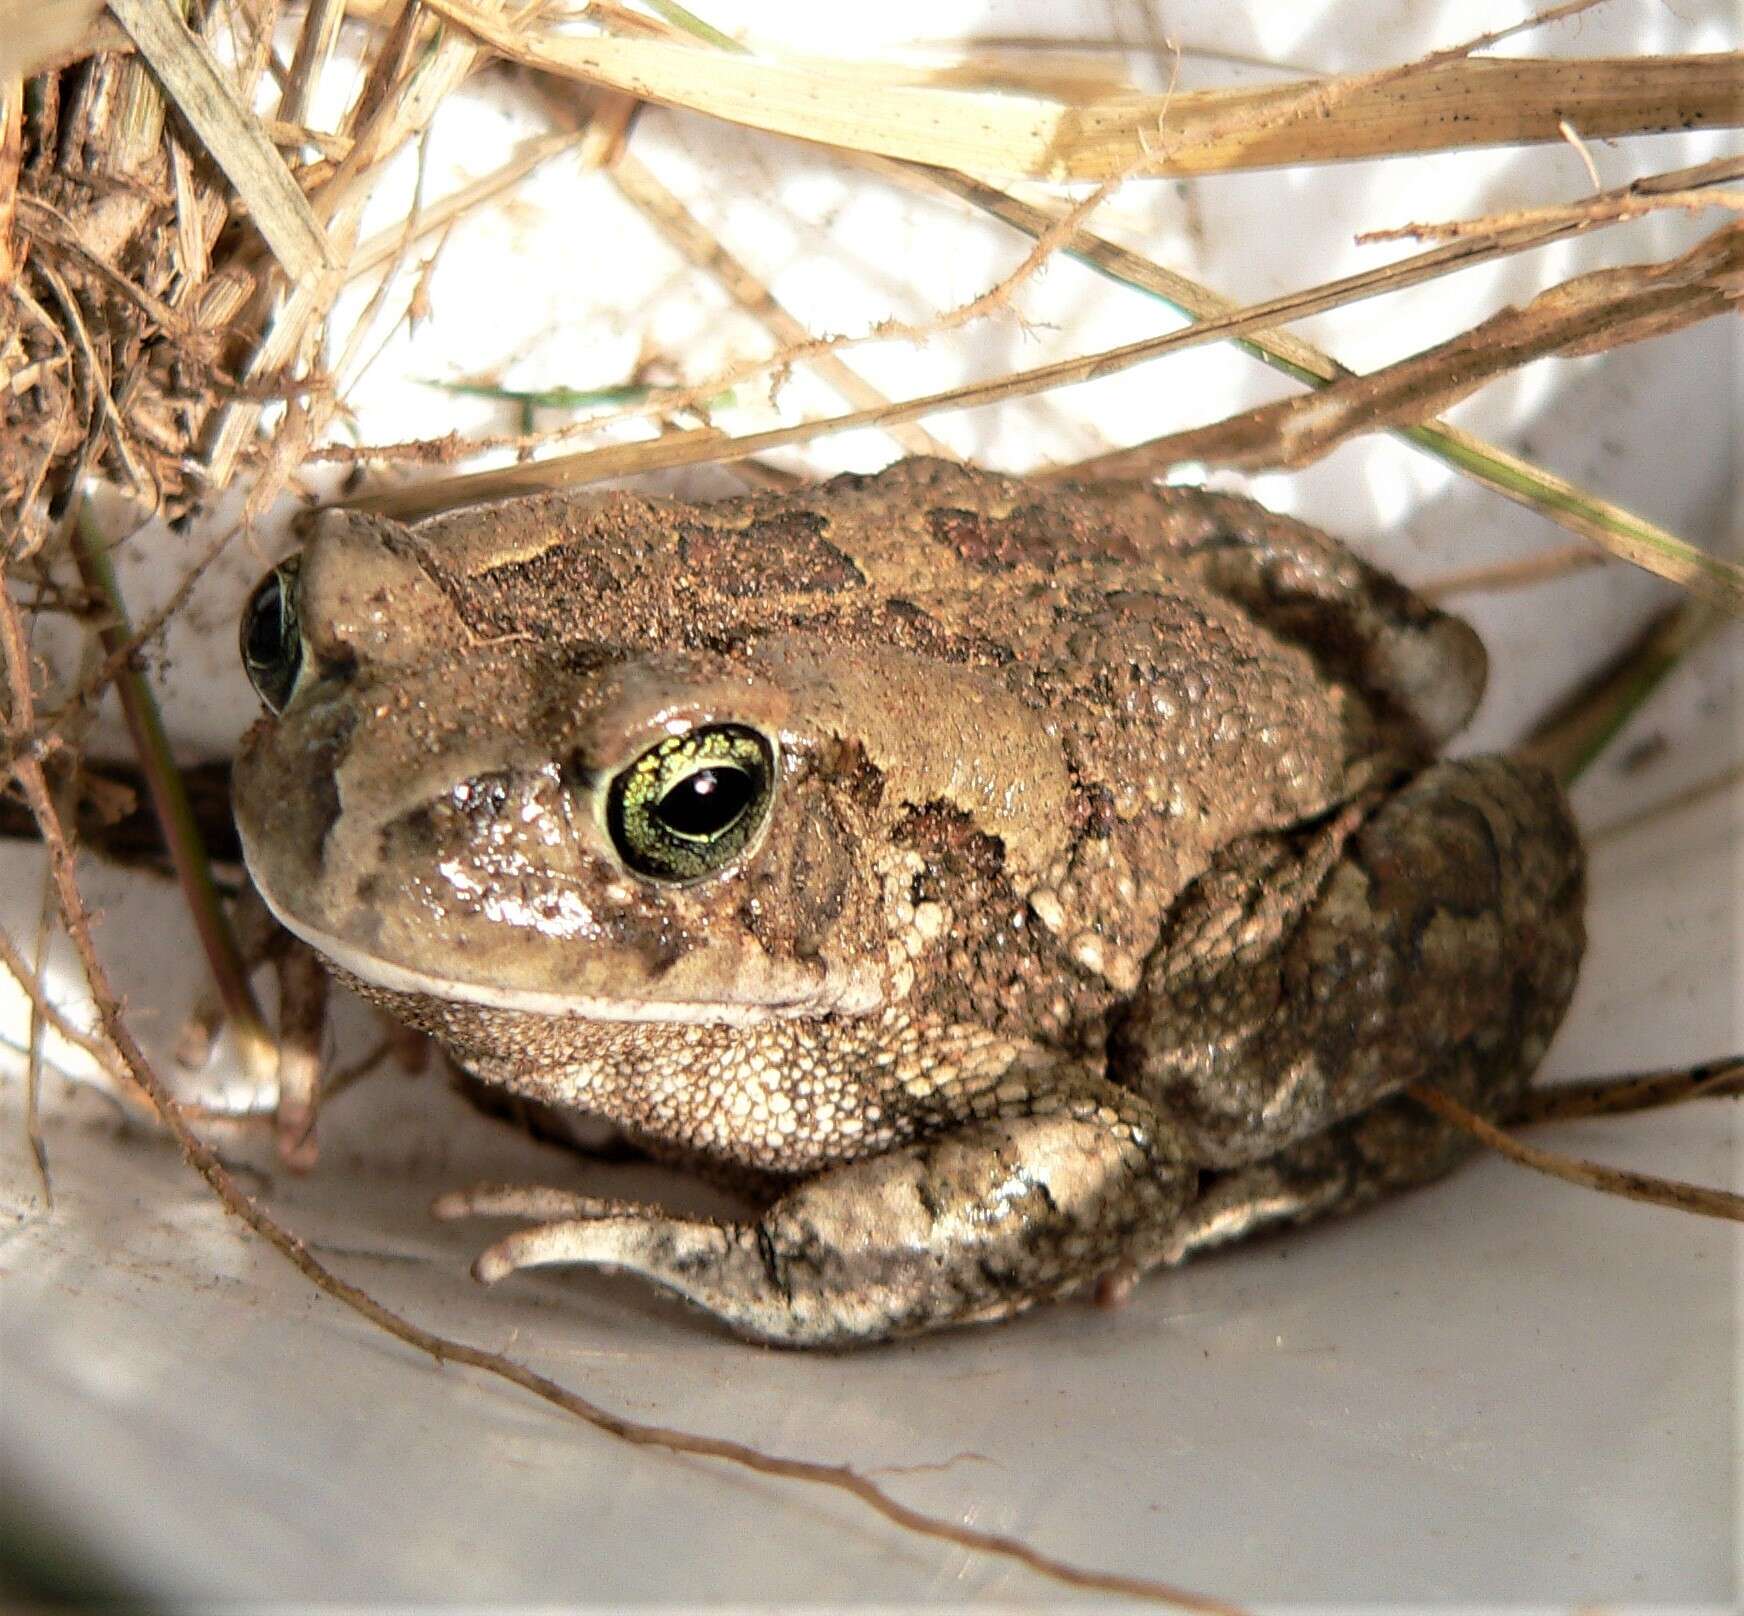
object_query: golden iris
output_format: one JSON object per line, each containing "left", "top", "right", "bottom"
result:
{"left": 605, "top": 724, "right": 775, "bottom": 881}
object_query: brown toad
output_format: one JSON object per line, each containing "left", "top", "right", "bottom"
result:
{"left": 233, "top": 458, "right": 1585, "bottom": 1345}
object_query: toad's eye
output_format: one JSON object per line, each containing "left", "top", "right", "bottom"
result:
{"left": 240, "top": 558, "right": 304, "bottom": 714}
{"left": 606, "top": 724, "right": 776, "bottom": 882}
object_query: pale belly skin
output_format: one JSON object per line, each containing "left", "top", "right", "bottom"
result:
{"left": 233, "top": 459, "right": 1586, "bottom": 1346}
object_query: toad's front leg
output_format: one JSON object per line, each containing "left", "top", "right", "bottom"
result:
{"left": 439, "top": 1098, "right": 1194, "bottom": 1346}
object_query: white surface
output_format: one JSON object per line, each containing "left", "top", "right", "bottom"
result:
{"left": 2, "top": 1, "right": 1740, "bottom": 1608}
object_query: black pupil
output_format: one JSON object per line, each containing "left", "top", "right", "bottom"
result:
{"left": 241, "top": 564, "right": 304, "bottom": 714}
{"left": 245, "top": 573, "right": 285, "bottom": 666}
{"left": 656, "top": 766, "right": 754, "bottom": 839}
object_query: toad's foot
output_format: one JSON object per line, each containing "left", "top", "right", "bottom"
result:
{"left": 433, "top": 1184, "right": 652, "bottom": 1223}
{"left": 436, "top": 1112, "right": 1193, "bottom": 1347}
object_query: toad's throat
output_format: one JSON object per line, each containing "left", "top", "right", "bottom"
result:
{"left": 249, "top": 881, "right": 878, "bottom": 1025}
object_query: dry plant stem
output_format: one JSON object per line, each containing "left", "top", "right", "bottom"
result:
{"left": 0, "top": 80, "right": 21, "bottom": 287}
{"left": 1398, "top": 426, "right": 1733, "bottom": 610}
{"left": 107, "top": 0, "right": 334, "bottom": 280}
{"left": 1589, "top": 762, "right": 1744, "bottom": 847}
{"left": 281, "top": 0, "right": 346, "bottom": 128}
{"left": 348, "top": 222, "right": 1744, "bottom": 613}
{"left": 906, "top": 162, "right": 1722, "bottom": 589}
{"left": 206, "top": 0, "right": 513, "bottom": 492}
{"left": 1416, "top": 543, "right": 1604, "bottom": 599}
{"left": 1518, "top": 597, "right": 1725, "bottom": 786}
{"left": 8, "top": 517, "right": 243, "bottom": 773}
{"left": 34, "top": 257, "right": 154, "bottom": 502}
{"left": 1408, "top": 1084, "right": 1744, "bottom": 1223}
{"left": 0, "top": 923, "right": 130, "bottom": 1095}
{"left": 609, "top": 152, "right": 954, "bottom": 459}
{"left": 342, "top": 150, "right": 1130, "bottom": 464}
{"left": 1511, "top": 1059, "right": 1744, "bottom": 1127}
{"left": 1416, "top": 543, "right": 1606, "bottom": 599}
{"left": 934, "top": 152, "right": 1744, "bottom": 390}
{"left": 328, "top": 128, "right": 436, "bottom": 399}
{"left": 0, "top": 598, "right": 136, "bottom": 1114}
{"left": 24, "top": 847, "right": 60, "bottom": 1203}
{"left": 416, "top": 0, "right": 1741, "bottom": 181}
{"left": 1363, "top": 184, "right": 1744, "bottom": 244}
{"left": 1062, "top": 222, "right": 1744, "bottom": 475}
{"left": 544, "top": 115, "right": 1141, "bottom": 441}
{"left": 347, "top": 128, "right": 598, "bottom": 281}
{"left": 66, "top": 504, "right": 273, "bottom": 1076}
{"left": 7, "top": 761, "right": 1244, "bottom": 1615}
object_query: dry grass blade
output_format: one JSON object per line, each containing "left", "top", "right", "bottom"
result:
{"left": 282, "top": 0, "right": 348, "bottom": 128}
{"left": 106, "top": 0, "right": 334, "bottom": 281}
{"left": 902, "top": 159, "right": 1726, "bottom": 594}
{"left": 608, "top": 152, "right": 955, "bottom": 458}
{"left": 0, "top": 83, "right": 18, "bottom": 289}
{"left": 205, "top": 0, "right": 515, "bottom": 493}
{"left": 1059, "top": 223, "right": 1744, "bottom": 612}
{"left": 1409, "top": 1084, "right": 1744, "bottom": 1223}
{"left": 348, "top": 127, "right": 603, "bottom": 282}
{"left": 417, "top": 0, "right": 1743, "bottom": 181}
{"left": 1066, "top": 222, "right": 1744, "bottom": 478}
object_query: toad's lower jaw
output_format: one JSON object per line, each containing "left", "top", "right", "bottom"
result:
{"left": 250, "top": 884, "right": 884, "bottom": 1026}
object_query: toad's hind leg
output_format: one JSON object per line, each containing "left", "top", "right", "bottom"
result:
{"left": 1158, "top": 1055, "right": 1515, "bottom": 1266}
{"left": 446, "top": 1097, "right": 1196, "bottom": 1347}
{"left": 1112, "top": 755, "right": 1585, "bottom": 1172}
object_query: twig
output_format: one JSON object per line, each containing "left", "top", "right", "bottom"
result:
{"left": 24, "top": 857, "right": 59, "bottom": 1204}
{"left": 1415, "top": 543, "right": 1606, "bottom": 600}
{"left": 0, "top": 923, "right": 133, "bottom": 1091}
{"left": 1359, "top": 172, "right": 1744, "bottom": 244}
{"left": 1517, "top": 597, "right": 1725, "bottom": 786}
{"left": 1407, "top": 1083, "right": 1744, "bottom": 1222}
{"left": 1589, "top": 763, "right": 1744, "bottom": 846}
{"left": 1510, "top": 1058, "right": 1744, "bottom": 1126}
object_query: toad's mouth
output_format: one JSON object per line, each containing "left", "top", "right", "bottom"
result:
{"left": 250, "top": 880, "right": 877, "bottom": 1026}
